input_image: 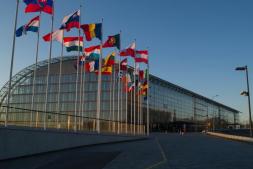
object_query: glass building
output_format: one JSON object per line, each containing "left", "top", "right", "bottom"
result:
{"left": 0, "top": 56, "right": 240, "bottom": 133}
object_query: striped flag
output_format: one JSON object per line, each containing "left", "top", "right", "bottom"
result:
{"left": 120, "top": 58, "right": 127, "bottom": 71}
{"left": 120, "top": 42, "right": 136, "bottom": 57}
{"left": 43, "top": 29, "right": 63, "bottom": 43}
{"left": 23, "top": 0, "right": 54, "bottom": 15}
{"left": 84, "top": 45, "right": 101, "bottom": 61}
{"left": 60, "top": 10, "right": 80, "bottom": 32}
{"left": 63, "top": 37, "right": 83, "bottom": 52}
{"left": 16, "top": 16, "right": 40, "bottom": 37}
{"left": 135, "top": 50, "right": 148, "bottom": 64}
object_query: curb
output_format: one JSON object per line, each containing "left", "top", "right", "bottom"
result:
{"left": 206, "top": 132, "right": 253, "bottom": 143}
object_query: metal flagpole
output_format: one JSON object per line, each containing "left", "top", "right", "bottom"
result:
{"left": 139, "top": 93, "right": 142, "bottom": 134}
{"left": 147, "top": 49, "right": 150, "bottom": 135}
{"left": 30, "top": 12, "right": 42, "bottom": 127}
{"left": 112, "top": 64, "right": 116, "bottom": 132}
{"left": 133, "top": 61, "right": 136, "bottom": 135}
{"left": 81, "top": 35, "right": 86, "bottom": 131}
{"left": 130, "top": 86, "right": 133, "bottom": 134}
{"left": 5, "top": 0, "right": 19, "bottom": 127}
{"left": 136, "top": 70, "right": 140, "bottom": 134}
{"left": 120, "top": 72, "right": 123, "bottom": 132}
{"left": 96, "top": 18, "right": 103, "bottom": 133}
{"left": 117, "top": 31, "right": 122, "bottom": 134}
{"left": 109, "top": 67, "right": 113, "bottom": 132}
{"left": 56, "top": 30, "right": 64, "bottom": 129}
{"left": 74, "top": 7, "right": 82, "bottom": 132}
{"left": 44, "top": 2, "right": 55, "bottom": 130}
{"left": 79, "top": 33, "right": 84, "bottom": 131}
{"left": 117, "top": 58, "right": 120, "bottom": 134}
{"left": 125, "top": 72, "right": 128, "bottom": 134}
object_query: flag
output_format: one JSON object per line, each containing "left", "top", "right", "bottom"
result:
{"left": 84, "top": 45, "right": 101, "bottom": 61}
{"left": 122, "top": 73, "right": 132, "bottom": 92}
{"left": 85, "top": 60, "right": 99, "bottom": 72}
{"left": 43, "top": 29, "right": 63, "bottom": 43}
{"left": 16, "top": 16, "right": 40, "bottom": 37}
{"left": 135, "top": 50, "right": 148, "bottom": 64}
{"left": 60, "top": 10, "right": 80, "bottom": 32}
{"left": 144, "top": 69, "right": 148, "bottom": 79}
{"left": 139, "top": 70, "right": 144, "bottom": 81}
{"left": 120, "top": 42, "right": 136, "bottom": 57}
{"left": 140, "top": 81, "right": 148, "bottom": 96}
{"left": 81, "top": 23, "right": 102, "bottom": 41}
{"left": 63, "top": 37, "right": 83, "bottom": 52}
{"left": 118, "top": 71, "right": 123, "bottom": 79}
{"left": 128, "top": 82, "right": 135, "bottom": 92}
{"left": 120, "top": 58, "right": 127, "bottom": 71}
{"left": 79, "top": 56, "right": 85, "bottom": 65}
{"left": 104, "top": 52, "right": 115, "bottom": 67}
{"left": 74, "top": 56, "right": 85, "bottom": 69}
{"left": 23, "top": 0, "right": 53, "bottom": 14}
{"left": 103, "top": 34, "right": 120, "bottom": 50}
{"left": 101, "top": 66, "right": 113, "bottom": 75}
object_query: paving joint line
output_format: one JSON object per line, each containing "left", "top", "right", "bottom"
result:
{"left": 145, "top": 137, "right": 167, "bottom": 169}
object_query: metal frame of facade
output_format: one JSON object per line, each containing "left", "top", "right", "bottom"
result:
{"left": 0, "top": 56, "right": 240, "bottom": 118}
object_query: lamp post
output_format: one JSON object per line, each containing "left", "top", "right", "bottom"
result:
{"left": 235, "top": 65, "right": 253, "bottom": 137}
{"left": 212, "top": 95, "right": 219, "bottom": 131}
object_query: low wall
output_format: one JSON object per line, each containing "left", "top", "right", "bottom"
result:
{"left": 207, "top": 131, "right": 253, "bottom": 143}
{"left": 0, "top": 126, "right": 146, "bottom": 160}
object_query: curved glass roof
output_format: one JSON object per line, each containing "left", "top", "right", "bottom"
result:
{"left": 0, "top": 56, "right": 76, "bottom": 106}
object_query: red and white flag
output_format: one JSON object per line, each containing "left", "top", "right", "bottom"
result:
{"left": 43, "top": 29, "right": 64, "bottom": 43}
{"left": 120, "top": 42, "right": 136, "bottom": 57}
{"left": 135, "top": 50, "right": 148, "bottom": 64}
{"left": 120, "top": 58, "right": 128, "bottom": 71}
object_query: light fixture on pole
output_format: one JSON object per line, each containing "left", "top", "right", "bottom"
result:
{"left": 235, "top": 65, "right": 253, "bottom": 137}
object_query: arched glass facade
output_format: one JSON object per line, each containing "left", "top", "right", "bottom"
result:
{"left": 0, "top": 56, "right": 239, "bottom": 133}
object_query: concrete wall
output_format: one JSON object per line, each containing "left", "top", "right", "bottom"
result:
{"left": 0, "top": 126, "right": 144, "bottom": 160}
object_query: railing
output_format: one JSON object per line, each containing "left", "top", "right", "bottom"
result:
{"left": 0, "top": 106, "right": 146, "bottom": 135}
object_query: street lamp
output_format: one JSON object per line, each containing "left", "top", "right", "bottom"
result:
{"left": 235, "top": 65, "right": 253, "bottom": 137}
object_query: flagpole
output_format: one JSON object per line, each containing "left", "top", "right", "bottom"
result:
{"left": 56, "top": 30, "right": 64, "bottom": 129}
{"left": 133, "top": 39, "right": 136, "bottom": 135}
{"left": 120, "top": 71, "right": 123, "bottom": 133}
{"left": 125, "top": 71, "right": 128, "bottom": 134}
{"left": 96, "top": 18, "right": 103, "bottom": 133}
{"left": 74, "top": 7, "right": 82, "bottom": 132}
{"left": 137, "top": 68, "right": 140, "bottom": 134}
{"left": 117, "top": 56, "right": 120, "bottom": 134}
{"left": 117, "top": 31, "right": 122, "bottom": 134}
{"left": 109, "top": 66, "right": 113, "bottom": 132}
{"left": 79, "top": 34, "right": 84, "bottom": 131}
{"left": 140, "top": 91, "right": 143, "bottom": 134}
{"left": 112, "top": 64, "right": 116, "bottom": 133}
{"left": 30, "top": 12, "right": 42, "bottom": 127}
{"left": 130, "top": 87, "right": 133, "bottom": 134}
{"left": 147, "top": 48, "right": 150, "bottom": 136}
{"left": 133, "top": 62, "right": 136, "bottom": 135}
{"left": 5, "top": 0, "right": 19, "bottom": 127}
{"left": 44, "top": 1, "right": 55, "bottom": 130}
{"left": 81, "top": 34, "right": 86, "bottom": 131}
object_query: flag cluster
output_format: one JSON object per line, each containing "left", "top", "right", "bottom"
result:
{"left": 16, "top": 0, "right": 150, "bottom": 95}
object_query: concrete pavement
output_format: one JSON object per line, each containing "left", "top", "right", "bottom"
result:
{"left": 1, "top": 133, "right": 253, "bottom": 169}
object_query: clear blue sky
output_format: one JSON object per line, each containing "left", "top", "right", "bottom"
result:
{"left": 1, "top": 0, "right": 253, "bottom": 122}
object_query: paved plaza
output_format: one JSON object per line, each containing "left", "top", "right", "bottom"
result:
{"left": 1, "top": 133, "right": 253, "bottom": 169}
